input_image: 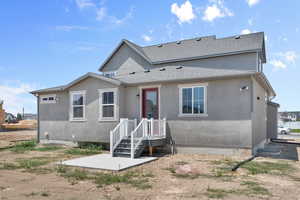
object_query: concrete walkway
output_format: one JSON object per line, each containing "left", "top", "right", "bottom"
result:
{"left": 60, "top": 154, "right": 157, "bottom": 171}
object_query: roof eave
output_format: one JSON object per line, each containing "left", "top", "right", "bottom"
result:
{"left": 121, "top": 72, "right": 257, "bottom": 86}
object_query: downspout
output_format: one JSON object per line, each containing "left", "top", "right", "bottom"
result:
{"left": 36, "top": 95, "right": 40, "bottom": 143}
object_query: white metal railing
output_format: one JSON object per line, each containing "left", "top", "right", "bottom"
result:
{"left": 110, "top": 118, "right": 137, "bottom": 156}
{"left": 130, "top": 118, "right": 166, "bottom": 159}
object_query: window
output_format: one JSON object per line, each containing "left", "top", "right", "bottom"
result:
{"left": 179, "top": 84, "right": 207, "bottom": 116}
{"left": 103, "top": 71, "right": 117, "bottom": 78}
{"left": 98, "top": 88, "right": 118, "bottom": 121}
{"left": 40, "top": 94, "right": 56, "bottom": 104}
{"left": 70, "top": 91, "right": 86, "bottom": 121}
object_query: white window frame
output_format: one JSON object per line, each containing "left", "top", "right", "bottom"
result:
{"left": 69, "top": 90, "right": 86, "bottom": 121}
{"left": 178, "top": 83, "right": 208, "bottom": 117}
{"left": 40, "top": 94, "right": 56, "bottom": 104}
{"left": 98, "top": 88, "right": 118, "bottom": 121}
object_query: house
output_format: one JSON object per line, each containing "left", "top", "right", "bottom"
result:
{"left": 23, "top": 113, "right": 37, "bottom": 120}
{"left": 279, "top": 111, "right": 300, "bottom": 122}
{"left": 31, "top": 32, "right": 279, "bottom": 157}
{"left": 0, "top": 100, "right": 5, "bottom": 125}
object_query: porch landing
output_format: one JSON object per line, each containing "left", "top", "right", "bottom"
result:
{"left": 60, "top": 154, "right": 157, "bottom": 171}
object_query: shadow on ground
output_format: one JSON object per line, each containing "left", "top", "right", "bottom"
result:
{"left": 257, "top": 142, "right": 299, "bottom": 161}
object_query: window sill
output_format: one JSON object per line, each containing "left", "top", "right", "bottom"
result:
{"left": 98, "top": 118, "right": 118, "bottom": 122}
{"left": 178, "top": 114, "right": 208, "bottom": 118}
{"left": 69, "top": 119, "right": 87, "bottom": 122}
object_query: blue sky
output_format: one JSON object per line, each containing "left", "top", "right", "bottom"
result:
{"left": 0, "top": 0, "right": 299, "bottom": 114}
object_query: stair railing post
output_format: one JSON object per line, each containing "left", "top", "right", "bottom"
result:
{"left": 163, "top": 118, "right": 166, "bottom": 137}
{"left": 130, "top": 131, "right": 134, "bottom": 159}
{"left": 150, "top": 118, "right": 154, "bottom": 138}
{"left": 110, "top": 130, "right": 113, "bottom": 157}
{"left": 134, "top": 118, "right": 137, "bottom": 129}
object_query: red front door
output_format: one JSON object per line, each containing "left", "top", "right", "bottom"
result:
{"left": 142, "top": 88, "right": 159, "bottom": 119}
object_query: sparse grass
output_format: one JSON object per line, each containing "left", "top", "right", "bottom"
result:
{"left": 41, "top": 191, "right": 50, "bottom": 197}
{"left": 205, "top": 187, "right": 233, "bottom": 199}
{"left": 10, "top": 140, "right": 37, "bottom": 153}
{"left": 16, "top": 158, "right": 50, "bottom": 169}
{"left": 164, "top": 167, "right": 176, "bottom": 174}
{"left": 64, "top": 144, "right": 102, "bottom": 155}
{"left": 56, "top": 167, "right": 153, "bottom": 190}
{"left": 172, "top": 173, "right": 200, "bottom": 179}
{"left": 24, "top": 167, "right": 53, "bottom": 174}
{"left": 175, "top": 161, "right": 189, "bottom": 165}
{"left": 25, "top": 191, "right": 50, "bottom": 197}
{"left": 241, "top": 161, "right": 294, "bottom": 175}
{"left": 0, "top": 162, "right": 20, "bottom": 170}
{"left": 34, "top": 146, "right": 63, "bottom": 152}
{"left": 205, "top": 181, "right": 271, "bottom": 199}
{"left": 241, "top": 181, "right": 270, "bottom": 196}
{"left": 94, "top": 171, "right": 152, "bottom": 189}
{"left": 60, "top": 169, "right": 90, "bottom": 181}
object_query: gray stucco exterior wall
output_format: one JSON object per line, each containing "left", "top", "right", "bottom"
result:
{"left": 39, "top": 77, "right": 122, "bottom": 143}
{"left": 267, "top": 102, "right": 278, "bottom": 139}
{"left": 251, "top": 77, "right": 267, "bottom": 152}
{"left": 123, "top": 77, "right": 253, "bottom": 148}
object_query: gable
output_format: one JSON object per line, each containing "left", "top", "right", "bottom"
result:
{"left": 68, "top": 76, "right": 117, "bottom": 92}
{"left": 101, "top": 42, "right": 151, "bottom": 74}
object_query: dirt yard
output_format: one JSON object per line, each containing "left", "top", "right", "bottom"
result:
{"left": 0, "top": 130, "right": 36, "bottom": 149}
{"left": 1, "top": 132, "right": 300, "bottom": 200}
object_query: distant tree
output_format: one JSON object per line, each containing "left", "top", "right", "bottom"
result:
{"left": 16, "top": 113, "right": 23, "bottom": 121}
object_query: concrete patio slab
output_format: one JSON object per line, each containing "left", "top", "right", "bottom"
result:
{"left": 60, "top": 154, "right": 157, "bottom": 171}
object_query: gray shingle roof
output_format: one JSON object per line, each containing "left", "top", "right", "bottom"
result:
{"left": 99, "top": 32, "right": 266, "bottom": 71}
{"left": 143, "top": 32, "right": 265, "bottom": 64}
{"left": 30, "top": 72, "right": 121, "bottom": 94}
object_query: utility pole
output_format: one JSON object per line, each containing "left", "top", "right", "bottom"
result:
{"left": 22, "top": 107, "right": 24, "bottom": 119}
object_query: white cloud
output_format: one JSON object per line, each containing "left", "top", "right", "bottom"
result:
{"left": 279, "top": 51, "right": 297, "bottom": 64}
{"left": 0, "top": 82, "right": 37, "bottom": 115}
{"left": 96, "top": 7, "right": 106, "bottom": 21}
{"left": 171, "top": 1, "right": 196, "bottom": 24}
{"left": 241, "top": 29, "right": 251, "bottom": 35}
{"left": 75, "top": 0, "right": 95, "bottom": 9}
{"left": 202, "top": 0, "right": 233, "bottom": 22}
{"left": 270, "top": 60, "right": 287, "bottom": 70}
{"left": 110, "top": 6, "right": 134, "bottom": 25}
{"left": 142, "top": 35, "right": 152, "bottom": 42}
{"left": 55, "top": 25, "right": 88, "bottom": 31}
{"left": 246, "top": 0, "right": 260, "bottom": 7}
